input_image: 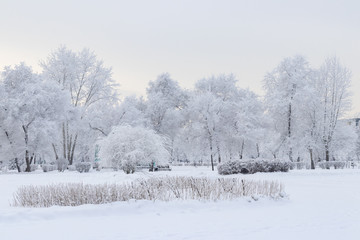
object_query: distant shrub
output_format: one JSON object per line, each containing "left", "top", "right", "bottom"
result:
{"left": 57, "top": 158, "right": 68, "bottom": 172}
{"left": 42, "top": 164, "right": 57, "bottom": 172}
{"left": 93, "top": 162, "right": 101, "bottom": 171}
{"left": 289, "top": 162, "right": 307, "bottom": 170}
{"left": 75, "top": 162, "right": 91, "bottom": 173}
{"left": 333, "top": 161, "right": 346, "bottom": 169}
{"left": 67, "top": 165, "right": 76, "bottom": 171}
{"left": 318, "top": 161, "right": 346, "bottom": 169}
{"left": 19, "top": 164, "right": 37, "bottom": 172}
{"left": 8, "top": 159, "right": 24, "bottom": 171}
{"left": 12, "top": 176, "right": 285, "bottom": 207}
{"left": 218, "top": 160, "right": 291, "bottom": 175}
{"left": 121, "top": 160, "right": 136, "bottom": 174}
{"left": 30, "top": 165, "right": 38, "bottom": 172}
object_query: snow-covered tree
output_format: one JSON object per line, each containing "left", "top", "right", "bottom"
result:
{"left": 184, "top": 74, "right": 265, "bottom": 170}
{"left": 264, "top": 56, "right": 313, "bottom": 162}
{"left": 0, "top": 63, "right": 68, "bottom": 171}
{"left": 318, "top": 57, "right": 352, "bottom": 162}
{"left": 264, "top": 56, "right": 355, "bottom": 167}
{"left": 145, "top": 73, "right": 188, "bottom": 161}
{"left": 98, "top": 125, "right": 169, "bottom": 173}
{"left": 41, "top": 46, "right": 118, "bottom": 165}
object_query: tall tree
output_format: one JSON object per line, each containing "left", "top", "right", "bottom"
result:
{"left": 318, "top": 56, "right": 352, "bottom": 162}
{"left": 264, "top": 56, "right": 312, "bottom": 162}
{"left": 185, "top": 74, "right": 265, "bottom": 170}
{"left": 145, "top": 73, "right": 188, "bottom": 162}
{"left": 0, "top": 63, "right": 67, "bottom": 171}
{"left": 41, "top": 46, "right": 118, "bottom": 165}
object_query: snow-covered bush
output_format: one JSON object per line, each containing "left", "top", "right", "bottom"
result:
{"left": 333, "top": 161, "right": 346, "bottom": 169}
{"left": 289, "top": 162, "right": 307, "bottom": 170}
{"left": 19, "top": 164, "right": 38, "bottom": 172}
{"left": 218, "top": 160, "right": 291, "bottom": 175}
{"left": 318, "top": 161, "right": 346, "bottom": 169}
{"left": 75, "top": 162, "right": 91, "bottom": 173}
{"left": 67, "top": 165, "right": 76, "bottom": 171}
{"left": 56, "top": 158, "right": 68, "bottom": 172}
{"left": 121, "top": 160, "right": 136, "bottom": 174}
{"left": 30, "top": 165, "right": 38, "bottom": 172}
{"left": 98, "top": 125, "right": 170, "bottom": 173}
{"left": 93, "top": 162, "right": 101, "bottom": 171}
{"left": 12, "top": 177, "right": 285, "bottom": 207}
{"left": 42, "top": 164, "right": 57, "bottom": 172}
{"left": 7, "top": 159, "right": 24, "bottom": 171}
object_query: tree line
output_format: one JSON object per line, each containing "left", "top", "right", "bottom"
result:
{"left": 0, "top": 46, "right": 358, "bottom": 172}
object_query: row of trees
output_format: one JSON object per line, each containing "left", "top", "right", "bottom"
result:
{"left": 0, "top": 47, "right": 358, "bottom": 172}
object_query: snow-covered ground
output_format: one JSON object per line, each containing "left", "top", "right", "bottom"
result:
{"left": 1, "top": 167, "right": 359, "bottom": 240}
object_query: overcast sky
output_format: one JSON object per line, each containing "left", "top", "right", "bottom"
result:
{"left": 1, "top": 0, "right": 359, "bottom": 116}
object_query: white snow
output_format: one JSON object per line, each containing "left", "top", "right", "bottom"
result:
{"left": 1, "top": 167, "right": 360, "bottom": 240}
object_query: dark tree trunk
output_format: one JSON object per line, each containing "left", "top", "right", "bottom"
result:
{"left": 22, "top": 125, "right": 32, "bottom": 172}
{"left": 209, "top": 137, "right": 214, "bottom": 171}
{"left": 288, "top": 103, "right": 293, "bottom": 162}
{"left": 239, "top": 140, "right": 245, "bottom": 160}
{"left": 324, "top": 142, "right": 330, "bottom": 169}
{"left": 59, "top": 122, "right": 77, "bottom": 165}
{"left": 52, "top": 143, "right": 59, "bottom": 160}
{"left": 25, "top": 150, "right": 31, "bottom": 172}
{"left": 325, "top": 145, "right": 330, "bottom": 162}
{"left": 309, "top": 148, "right": 315, "bottom": 169}
{"left": 217, "top": 145, "right": 221, "bottom": 163}
{"left": 70, "top": 134, "right": 78, "bottom": 165}
{"left": 15, "top": 158, "right": 21, "bottom": 172}
{"left": 62, "top": 123, "right": 66, "bottom": 159}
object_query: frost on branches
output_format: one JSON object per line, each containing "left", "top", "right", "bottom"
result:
{"left": 98, "top": 125, "right": 170, "bottom": 173}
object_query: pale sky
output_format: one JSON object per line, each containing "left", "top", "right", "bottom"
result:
{"left": 1, "top": 0, "right": 359, "bottom": 116}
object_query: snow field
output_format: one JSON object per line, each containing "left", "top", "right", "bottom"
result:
{"left": 1, "top": 167, "right": 360, "bottom": 240}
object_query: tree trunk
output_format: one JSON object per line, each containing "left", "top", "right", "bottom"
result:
{"left": 52, "top": 143, "right": 59, "bottom": 160}
{"left": 22, "top": 125, "right": 32, "bottom": 172}
{"left": 288, "top": 103, "right": 293, "bottom": 162}
{"left": 70, "top": 134, "right": 78, "bottom": 165}
{"left": 256, "top": 143, "right": 260, "bottom": 158}
{"left": 14, "top": 158, "right": 21, "bottom": 172}
{"left": 239, "top": 140, "right": 245, "bottom": 159}
{"left": 209, "top": 137, "right": 214, "bottom": 171}
{"left": 325, "top": 144, "right": 330, "bottom": 162}
{"left": 324, "top": 143, "right": 330, "bottom": 169}
{"left": 216, "top": 144, "right": 221, "bottom": 163}
{"left": 25, "top": 150, "right": 31, "bottom": 172}
{"left": 62, "top": 123, "right": 66, "bottom": 159}
{"left": 309, "top": 148, "right": 315, "bottom": 169}
{"left": 59, "top": 122, "right": 78, "bottom": 165}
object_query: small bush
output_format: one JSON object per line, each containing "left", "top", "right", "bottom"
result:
{"left": 75, "top": 162, "right": 91, "bottom": 173}
{"left": 67, "top": 165, "right": 76, "bottom": 171}
{"left": 12, "top": 176, "right": 285, "bottom": 207}
{"left": 30, "top": 165, "right": 38, "bottom": 172}
{"left": 218, "top": 160, "right": 291, "bottom": 175}
{"left": 289, "top": 162, "right": 307, "bottom": 170}
{"left": 93, "top": 162, "right": 101, "bottom": 171}
{"left": 318, "top": 161, "right": 346, "bottom": 169}
{"left": 57, "top": 158, "right": 68, "bottom": 172}
{"left": 333, "top": 161, "right": 346, "bottom": 169}
{"left": 121, "top": 160, "right": 135, "bottom": 174}
{"left": 42, "top": 164, "right": 57, "bottom": 172}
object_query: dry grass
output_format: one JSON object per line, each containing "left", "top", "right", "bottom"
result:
{"left": 12, "top": 176, "right": 285, "bottom": 207}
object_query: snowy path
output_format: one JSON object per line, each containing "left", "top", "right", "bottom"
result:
{"left": 1, "top": 167, "right": 360, "bottom": 240}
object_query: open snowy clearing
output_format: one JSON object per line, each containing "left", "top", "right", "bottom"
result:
{"left": 1, "top": 167, "right": 359, "bottom": 240}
